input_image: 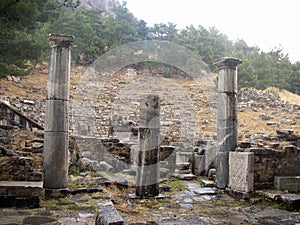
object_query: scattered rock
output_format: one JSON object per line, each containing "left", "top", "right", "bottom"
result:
{"left": 95, "top": 201, "right": 124, "bottom": 225}
{"left": 261, "top": 114, "right": 273, "bottom": 120}
{"left": 0, "top": 146, "right": 16, "bottom": 156}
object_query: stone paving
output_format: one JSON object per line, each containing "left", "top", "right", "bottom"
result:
{"left": 1, "top": 179, "right": 299, "bottom": 225}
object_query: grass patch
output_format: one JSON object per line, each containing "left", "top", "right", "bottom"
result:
{"left": 43, "top": 199, "right": 58, "bottom": 208}
{"left": 164, "top": 178, "right": 185, "bottom": 192}
{"left": 69, "top": 165, "right": 80, "bottom": 175}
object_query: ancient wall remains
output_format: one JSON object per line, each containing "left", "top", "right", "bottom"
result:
{"left": 250, "top": 147, "right": 300, "bottom": 189}
{"left": 0, "top": 126, "right": 43, "bottom": 181}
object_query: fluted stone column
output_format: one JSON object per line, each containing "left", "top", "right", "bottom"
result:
{"left": 136, "top": 94, "right": 160, "bottom": 197}
{"left": 214, "top": 57, "right": 242, "bottom": 189}
{"left": 43, "top": 34, "right": 74, "bottom": 189}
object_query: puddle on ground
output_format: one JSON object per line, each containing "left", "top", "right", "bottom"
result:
{"left": 179, "top": 203, "right": 194, "bottom": 209}
{"left": 172, "top": 190, "right": 195, "bottom": 198}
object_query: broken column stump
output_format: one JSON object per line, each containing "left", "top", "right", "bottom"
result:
{"left": 214, "top": 57, "right": 242, "bottom": 189}
{"left": 136, "top": 95, "right": 160, "bottom": 197}
{"left": 43, "top": 34, "right": 74, "bottom": 189}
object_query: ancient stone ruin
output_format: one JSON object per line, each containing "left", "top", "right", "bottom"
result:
{"left": 0, "top": 34, "right": 299, "bottom": 224}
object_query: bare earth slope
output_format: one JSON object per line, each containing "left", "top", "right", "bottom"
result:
{"left": 1, "top": 64, "right": 299, "bottom": 142}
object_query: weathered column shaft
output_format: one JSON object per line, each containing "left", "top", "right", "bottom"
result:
{"left": 214, "top": 57, "right": 242, "bottom": 189}
{"left": 136, "top": 94, "right": 160, "bottom": 197}
{"left": 43, "top": 34, "right": 74, "bottom": 189}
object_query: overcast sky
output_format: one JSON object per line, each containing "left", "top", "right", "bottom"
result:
{"left": 124, "top": 0, "right": 300, "bottom": 63}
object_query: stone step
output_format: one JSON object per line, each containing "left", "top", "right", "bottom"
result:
{"left": 0, "top": 181, "right": 44, "bottom": 208}
{"left": 274, "top": 176, "right": 300, "bottom": 192}
{"left": 257, "top": 190, "right": 300, "bottom": 210}
{"left": 199, "top": 179, "right": 215, "bottom": 187}
{"left": 177, "top": 173, "right": 196, "bottom": 180}
{"left": 184, "top": 182, "right": 217, "bottom": 195}
{"left": 175, "top": 163, "right": 191, "bottom": 170}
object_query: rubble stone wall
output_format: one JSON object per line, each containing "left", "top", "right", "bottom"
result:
{"left": 0, "top": 102, "right": 44, "bottom": 130}
{"left": 250, "top": 147, "right": 300, "bottom": 189}
{"left": 0, "top": 126, "right": 43, "bottom": 181}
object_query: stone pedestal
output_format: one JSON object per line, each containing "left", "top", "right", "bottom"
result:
{"left": 136, "top": 95, "right": 160, "bottom": 197}
{"left": 43, "top": 34, "right": 74, "bottom": 189}
{"left": 214, "top": 57, "right": 242, "bottom": 189}
{"left": 228, "top": 152, "right": 254, "bottom": 193}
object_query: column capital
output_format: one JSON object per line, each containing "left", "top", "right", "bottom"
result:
{"left": 49, "top": 33, "right": 75, "bottom": 48}
{"left": 214, "top": 57, "right": 242, "bottom": 69}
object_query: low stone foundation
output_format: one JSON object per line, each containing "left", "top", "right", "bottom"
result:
{"left": 274, "top": 176, "right": 300, "bottom": 192}
{"left": 250, "top": 147, "right": 300, "bottom": 190}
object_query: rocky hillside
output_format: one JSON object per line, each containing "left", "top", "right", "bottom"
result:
{"left": 0, "top": 64, "right": 299, "bottom": 150}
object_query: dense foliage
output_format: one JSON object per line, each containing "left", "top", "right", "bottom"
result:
{"left": 0, "top": 0, "right": 299, "bottom": 94}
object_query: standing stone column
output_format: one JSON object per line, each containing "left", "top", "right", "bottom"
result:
{"left": 136, "top": 94, "right": 160, "bottom": 197}
{"left": 43, "top": 34, "right": 74, "bottom": 189}
{"left": 214, "top": 57, "right": 242, "bottom": 189}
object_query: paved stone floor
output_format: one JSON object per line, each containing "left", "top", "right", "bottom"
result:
{"left": 0, "top": 180, "right": 300, "bottom": 225}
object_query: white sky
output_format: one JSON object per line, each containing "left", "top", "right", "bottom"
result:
{"left": 124, "top": 0, "right": 300, "bottom": 63}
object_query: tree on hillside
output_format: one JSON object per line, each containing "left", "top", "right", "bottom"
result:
{"left": 0, "top": 0, "right": 47, "bottom": 76}
{"left": 101, "top": 5, "right": 141, "bottom": 48}
{"left": 0, "top": 0, "right": 74, "bottom": 77}
{"left": 289, "top": 62, "right": 300, "bottom": 94}
{"left": 48, "top": 8, "right": 107, "bottom": 64}
{"left": 176, "top": 25, "right": 232, "bottom": 69}
{"left": 137, "top": 19, "right": 150, "bottom": 40}
{"left": 233, "top": 40, "right": 260, "bottom": 88}
{"left": 149, "top": 22, "right": 178, "bottom": 41}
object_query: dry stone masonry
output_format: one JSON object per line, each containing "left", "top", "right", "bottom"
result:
{"left": 0, "top": 125, "right": 44, "bottom": 207}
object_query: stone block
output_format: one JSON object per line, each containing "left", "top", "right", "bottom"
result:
{"left": 0, "top": 128, "right": 8, "bottom": 136}
{"left": 274, "top": 176, "right": 300, "bottom": 192}
{"left": 0, "top": 137, "right": 11, "bottom": 145}
{"left": 0, "top": 181, "right": 44, "bottom": 208}
{"left": 204, "top": 146, "right": 218, "bottom": 172}
{"left": 283, "top": 145, "right": 297, "bottom": 154}
{"left": 177, "top": 173, "right": 196, "bottom": 180}
{"left": 228, "top": 152, "right": 254, "bottom": 193}
{"left": 95, "top": 202, "right": 124, "bottom": 225}
{"left": 176, "top": 152, "right": 193, "bottom": 165}
{"left": 192, "top": 154, "right": 205, "bottom": 175}
{"left": 0, "top": 181, "right": 43, "bottom": 197}
{"left": 238, "top": 141, "right": 252, "bottom": 149}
